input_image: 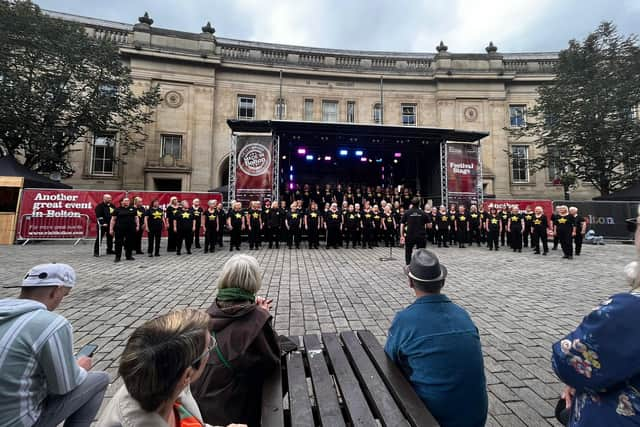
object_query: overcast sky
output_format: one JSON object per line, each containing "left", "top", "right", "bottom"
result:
{"left": 35, "top": 0, "right": 640, "bottom": 53}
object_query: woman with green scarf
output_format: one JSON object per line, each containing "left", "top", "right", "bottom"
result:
{"left": 191, "top": 254, "right": 280, "bottom": 427}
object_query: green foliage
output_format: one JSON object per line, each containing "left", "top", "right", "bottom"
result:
{"left": 508, "top": 22, "right": 640, "bottom": 196}
{"left": 0, "top": 1, "right": 161, "bottom": 177}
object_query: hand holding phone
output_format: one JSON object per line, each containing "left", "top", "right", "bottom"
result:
{"left": 76, "top": 344, "right": 98, "bottom": 358}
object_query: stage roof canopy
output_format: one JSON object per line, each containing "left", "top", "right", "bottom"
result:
{"left": 227, "top": 120, "right": 489, "bottom": 143}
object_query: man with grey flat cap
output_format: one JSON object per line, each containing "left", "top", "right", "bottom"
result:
{"left": 0, "top": 263, "right": 109, "bottom": 427}
{"left": 385, "top": 249, "right": 487, "bottom": 427}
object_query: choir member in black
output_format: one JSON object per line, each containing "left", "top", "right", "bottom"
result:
{"left": 570, "top": 206, "right": 587, "bottom": 256}
{"left": 355, "top": 189, "right": 363, "bottom": 206}
{"left": 324, "top": 203, "right": 342, "bottom": 249}
{"left": 366, "top": 187, "right": 374, "bottom": 205}
{"left": 469, "top": 205, "right": 482, "bottom": 247}
{"left": 361, "top": 204, "right": 375, "bottom": 248}
{"left": 455, "top": 205, "right": 470, "bottom": 248}
{"left": 94, "top": 194, "right": 114, "bottom": 256}
{"left": 165, "top": 196, "right": 180, "bottom": 252}
{"left": 246, "top": 201, "right": 263, "bottom": 250}
{"left": 109, "top": 197, "right": 139, "bottom": 262}
{"left": 435, "top": 205, "right": 450, "bottom": 248}
{"left": 262, "top": 200, "right": 279, "bottom": 249}
{"left": 499, "top": 208, "right": 510, "bottom": 247}
{"left": 173, "top": 200, "right": 195, "bottom": 255}
{"left": 551, "top": 206, "right": 561, "bottom": 250}
{"left": 191, "top": 198, "right": 203, "bottom": 249}
{"left": 479, "top": 206, "right": 488, "bottom": 244}
{"left": 553, "top": 205, "right": 576, "bottom": 259}
{"left": 334, "top": 184, "right": 344, "bottom": 205}
{"left": 382, "top": 205, "right": 397, "bottom": 247}
{"left": 227, "top": 201, "right": 244, "bottom": 251}
{"left": 293, "top": 185, "right": 302, "bottom": 206}
{"left": 342, "top": 205, "right": 360, "bottom": 248}
{"left": 531, "top": 206, "right": 549, "bottom": 255}
{"left": 203, "top": 200, "right": 220, "bottom": 253}
{"left": 374, "top": 187, "right": 383, "bottom": 206}
{"left": 485, "top": 207, "right": 501, "bottom": 251}
{"left": 394, "top": 202, "right": 403, "bottom": 245}
{"left": 305, "top": 202, "right": 321, "bottom": 249}
{"left": 285, "top": 202, "right": 303, "bottom": 249}
{"left": 427, "top": 207, "right": 438, "bottom": 245}
{"left": 522, "top": 206, "right": 534, "bottom": 248}
{"left": 323, "top": 184, "right": 333, "bottom": 206}
{"left": 402, "top": 189, "right": 412, "bottom": 209}
{"left": 133, "top": 197, "right": 145, "bottom": 255}
{"left": 144, "top": 199, "right": 164, "bottom": 257}
{"left": 344, "top": 187, "right": 354, "bottom": 206}
{"left": 372, "top": 206, "right": 383, "bottom": 247}
{"left": 353, "top": 203, "right": 363, "bottom": 247}
{"left": 448, "top": 205, "right": 458, "bottom": 246}
{"left": 278, "top": 200, "right": 289, "bottom": 247}
{"left": 507, "top": 206, "right": 524, "bottom": 253}
{"left": 300, "top": 185, "right": 311, "bottom": 211}
{"left": 215, "top": 201, "right": 226, "bottom": 248}
{"left": 400, "top": 197, "right": 429, "bottom": 265}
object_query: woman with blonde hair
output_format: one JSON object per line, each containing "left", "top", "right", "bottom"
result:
{"left": 192, "top": 254, "right": 280, "bottom": 427}
{"left": 551, "top": 206, "right": 640, "bottom": 426}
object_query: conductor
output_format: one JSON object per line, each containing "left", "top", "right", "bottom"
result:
{"left": 400, "top": 197, "right": 429, "bottom": 265}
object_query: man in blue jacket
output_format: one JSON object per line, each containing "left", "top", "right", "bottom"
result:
{"left": 385, "top": 249, "right": 487, "bottom": 427}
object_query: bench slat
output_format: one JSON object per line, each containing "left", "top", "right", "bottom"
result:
{"left": 261, "top": 360, "right": 285, "bottom": 427}
{"left": 286, "top": 351, "right": 314, "bottom": 426}
{"left": 357, "top": 330, "right": 439, "bottom": 427}
{"left": 340, "top": 331, "right": 409, "bottom": 427}
{"left": 303, "top": 335, "right": 346, "bottom": 427}
{"left": 322, "top": 333, "right": 377, "bottom": 427}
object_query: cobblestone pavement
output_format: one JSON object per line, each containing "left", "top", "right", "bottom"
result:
{"left": 0, "top": 240, "right": 635, "bottom": 426}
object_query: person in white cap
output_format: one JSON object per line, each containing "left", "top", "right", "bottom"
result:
{"left": 0, "top": 263, "right": 109, "bottom": 427}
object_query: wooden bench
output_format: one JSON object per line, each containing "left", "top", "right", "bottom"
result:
{"left": 262, "top": 330, "right": 439, "bottom": 426}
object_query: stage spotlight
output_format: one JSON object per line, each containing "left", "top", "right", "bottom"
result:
{"left": 339, "top": 149, "right": 348, "bottom": 156}
{"left": 355, "top": 150, "right": 364, "bottom": 156}
{"left": 368, "top": 159, "right": 373, "bottom": 163}
{"left": 290, "top": 165, "right": 293, "bottom": 171}
{"left": 375, "top": 158, "right": 382, "bottom": 163}
{"left": 289, "top": 182, "right": 295, "bottom": 190}
{"left": 282, "top": 155, "right": 287, "bottom": 160}
{"left": 297, "top": 148, "right": 306, "bottom": 155}
{"left": 394, "top": 152, "right": 402, "bottom": 158}
{"left": 393, "top": 159, "right": 398, "bottom": 164}
{"left": 289, "top": 174, "right": 293, "bottom": 180}
{"left": 305, "top": 154, "right": 314, "bottom": 161}
{"left": 317, "top": 156, "right": 321, "bottom": 160}
{"left": 324, "top": 156, "right": 332, "bottom": 161}
{"left": 360, "top": 157, "right": 367, "bottom": 162}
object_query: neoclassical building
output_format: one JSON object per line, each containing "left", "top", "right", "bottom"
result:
{"left": 49, "top": 10, "right": 596, "bottom": 200}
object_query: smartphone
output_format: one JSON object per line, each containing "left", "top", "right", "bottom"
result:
{"left": 76, "top": 344, "right": 98, "bottom": 358}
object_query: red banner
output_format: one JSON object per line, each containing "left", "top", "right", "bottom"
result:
{"left": 17, "top": 189, "right": 221, "bottom": 239}
{"left": 483, "top": 199, "right": 554, "bottom": 217}
{"left": 235, "top": 135, "right": 273, "bottom": 207}
{"left": 447, "top": 143, "right": 480, "bottom": 206}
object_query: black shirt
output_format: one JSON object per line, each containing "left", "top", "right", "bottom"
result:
{"left": 325, "top": 210, "right": 342, "bottom": 229}
{"left": 229, "top": 210, "right": 244, "bottom": 229}
{"left": 287, "top": 209, "right": 302, "bottom": 229}
{"left": 263, "top": 207, "right": 281, "bottom": 229}
{"left": 113, "top": 206, "right": 137, "bottom": 229}
{"left": 455, "top": 212, "right": 469, "bottom": 230}
{"left": 247, "top": 209, "right": 261, "bottom": 228}
{"left": 554, "top": 214, "right": 575, "bottom": 234}
{"left": 204, "top": 209, "right": 219, "bottom": 230}
{"left": 343, "top": 211, "right": 360, "bottom": 230}
{"left": 401, "top": 207, "right": 428, "bottom": 240}
{"left": 509, "top": 213, "right": 523, "bottom": 229}
{"left": 175, "top": 208, "right": 195, "bottom": 230}
{"left": 532, "top": 214, "right": 548, "bottom": 231}
{"left": 145, "top": 207, "right": 164, "bottom": 231}
{"left": 95, "top": 202, "right": 114, "bottom": 226}
{"left": 469, "top": 211, "right": 481, "bottom": 227}
{"left": 306, "top": 209, "right": 321, "bottom": 230}
{"left": 523, "top": 212, "right": 534, "bottom": 228}
{"left": 487, "top": 214, "right": 501, "bottom": 231}
{"left": 573, "top": 214, "right": 586, "bottom": 234}
{"left": 436, "top": 212, "right": 450, "bottom": 229}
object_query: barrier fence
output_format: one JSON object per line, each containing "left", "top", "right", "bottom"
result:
{"left": 17, "top": 213, "right": 90, "bottom": 245}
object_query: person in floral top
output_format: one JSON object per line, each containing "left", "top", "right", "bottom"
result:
{"left": 551, "top": 207, "right": 640, "bottom": 426}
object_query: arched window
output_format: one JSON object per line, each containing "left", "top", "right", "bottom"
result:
{"left": 219, "top": 155, "right": 230, "bottom": 187}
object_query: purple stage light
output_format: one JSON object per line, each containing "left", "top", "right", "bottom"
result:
{"left": 297, "top": 148, "right": 306, "bottom": 155}
{"left": 394, "top": 152, "right": 402, "bottom": 158}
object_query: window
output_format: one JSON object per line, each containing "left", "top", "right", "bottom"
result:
{"left": 91, "top": 134, "right": 115, "bottom": 175}
{"left": 304, "top": 99, "right": 314, "bottom": 121}
{"left": 509, "top": 105, "right": 526, "bottom": 127}
{"left": 511, "top": 145, "right": 530, "bottom": 183}
{"left": 346, "top": 101, "right": 356, "bottom": 123}
{"left": 274, "top": 98, "right": 286, "bottom": 119}
{"left": 322, "top": 100, "right": 338, "bottom": 122}
{"left": 161, "top": 134, "right": 183, "bottom": 160}
{"left": 237, "top": 95, "right": 256, "bottom": 120}
{"left": 373, "top": 103, "right": 382, "bottom": 124}
{"left": 402, "top": 104, "right": 417, "bottom": 126}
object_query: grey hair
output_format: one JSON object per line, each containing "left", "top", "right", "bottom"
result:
{"left": 217, "top": 254, "right": 262, "bottom": 293}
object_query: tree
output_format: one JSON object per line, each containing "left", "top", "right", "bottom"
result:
{"left": 0, "top": 1, "right": 161, "bottom": 177}
{"left": 508, "top": 22, "right": 640, "bottom": 197}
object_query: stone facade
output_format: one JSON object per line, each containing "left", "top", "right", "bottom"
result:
{"left": 49, "top": 10, "right": 597, "bottom": 200}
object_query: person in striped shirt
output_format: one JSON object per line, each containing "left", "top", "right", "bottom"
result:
{"left": 0, "top": 263, "right": 109, "bottom": 427}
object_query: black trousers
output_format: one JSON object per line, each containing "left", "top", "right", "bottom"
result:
{"left": 487, "top": 229, "right": 499, "bottom": 250}
{"left": 167, "top": 227, "right": 177, "bottom": 252}
{"left": 343, "top": 228, "right": 357, "bottom": 247}
{"left": 523, "top": 227, "right": 531, "bottom": 247}
{"left": 574, "top": 233, "right": 583, "bottom": 255}
{"left": 205, "top": 227, "right": 218, "bottom": 252}
{"left": 456, "top": 229, "right": 468, "bottom": 247}
{"left": 326, "top": 227, "right": 340, "bottom": 248}
{"left": 147, "top": 228, "right": 161, "bottom": 255}
{"left": 135, "top": 227, "right": 144, "bottom": 253}
{"left": 230, "top": 227, "right": 242, "bottom": 249}
{"left": 405, "top": 237, "right": 426, "bottom": 265}
{"left": 553, "top": 235, "right": 559, "bottom": 249}
{"left": 264, "top": 227, "right": 277, "bottom": 247}
{"left": 176, "top": 229, "right": 193, "bottom": 254}
{"left": 114, "top": 227, "right": 135, "bottom": 259}
{"left": 470, "top": 226, "right": 481, "bottom": 245}
{"left": 437, "top": 228, "right": 449, "bottom": 246}
{"left": 532, "top": 229, "right": 548, "bottom": 253}
{"left": 559, "top": 231, "right": 573, "bottom": 257}
{"left": 217, "top": 226, "right": 224, "bottom": 247}
{"left": 288, "top": 227, "right": 302, "bottom": 248}
{"left": 384, "top": 229, "right": 395, "bottom": 247}
{"left": 500, "top": 228, "right": 508, "bottom": 246}
{"left": 308, "top": 228, "right": 319, "bottom": 248}
{"left": 510, "top": 227, "right": 523, "bottom": 250}
{"left": 248, "top": 226, "right": 261, "bottom": 249}
{"left": 362, "top": 227, "right": 374, "bottom": 248}
{"left": 94, "top": 226, "right": 113, "bottom": 255}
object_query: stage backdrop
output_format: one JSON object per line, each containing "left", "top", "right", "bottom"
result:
{"left": 447, "top": 143, "right": 480, "bottom": 206}
{"left": 17, "top": 189, "right": 221, "bottom": 240}
{"left": 235, "top": 135, "right": 273, "bottom": 206}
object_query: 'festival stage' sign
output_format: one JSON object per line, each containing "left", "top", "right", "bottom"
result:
{"left": 18, "top": 189, "right": 221, "bottom": 240}
{"left": 235, "top": 135, "right": 273, "bottom": 206}
{"left": 447, "top": 142, "right": 480, "bottom": 206}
